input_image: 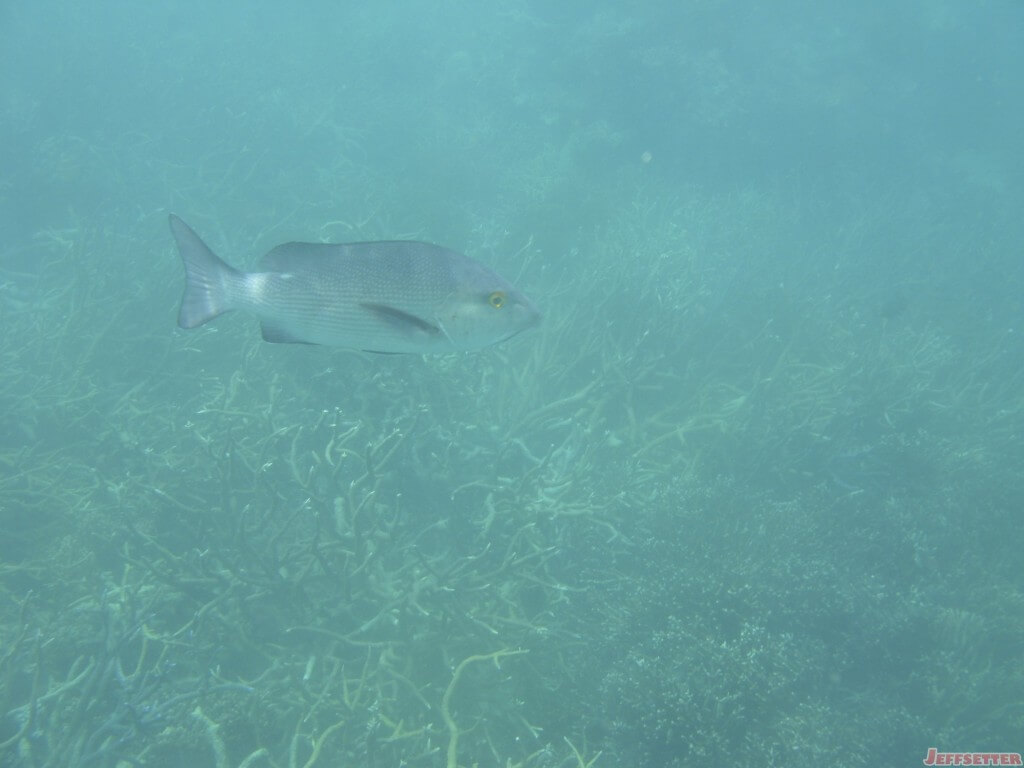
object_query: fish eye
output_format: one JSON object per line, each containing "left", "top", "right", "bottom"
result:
{"left": 488, "top": 291, "right": 506, "bottom": 309}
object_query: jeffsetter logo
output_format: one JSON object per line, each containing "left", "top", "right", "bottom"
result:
{"left": 924, "top": 748, "right": 1022, "bottom": 766}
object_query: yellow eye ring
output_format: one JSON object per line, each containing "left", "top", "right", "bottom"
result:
{"left": 488, "top": 291, "right": 506, "bottom": 309}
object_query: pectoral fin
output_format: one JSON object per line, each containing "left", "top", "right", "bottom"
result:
{"left": 360, "top": 303, "right": 442, "bottom": 337}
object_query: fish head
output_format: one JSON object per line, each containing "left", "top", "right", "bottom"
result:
{"left": 437, "top": 258, "right": 541, "bottom": 350}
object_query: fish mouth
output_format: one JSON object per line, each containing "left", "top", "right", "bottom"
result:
{"left": 501, "top": 299, "right": 542, "bottom": 343}
{"left": 518, "top": 293, "right": 542, "bottom": 325}
{"left": 500, "top": 326, "right": 533, "bottom": 345}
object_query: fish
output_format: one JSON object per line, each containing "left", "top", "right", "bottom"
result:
{"left": 169, "top": 214, "right": 540, "bottom": 354}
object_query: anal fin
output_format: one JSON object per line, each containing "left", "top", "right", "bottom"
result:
{"left": 260, "top": 323, "right": 316, "bottom": 345}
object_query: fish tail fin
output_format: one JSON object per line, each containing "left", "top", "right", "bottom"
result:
{"left": 169, "top": 214, "right": 242, "bottom": 328}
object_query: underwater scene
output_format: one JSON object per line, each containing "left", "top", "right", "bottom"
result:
{"left": 1, "top": 1, "right": 1022, "bottom": 766}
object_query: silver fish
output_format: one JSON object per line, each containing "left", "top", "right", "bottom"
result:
{"left": 170, "top": 215, "right": 540, "bottom": 353}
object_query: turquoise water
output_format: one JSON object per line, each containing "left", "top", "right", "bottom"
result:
{"left": 1, "top": 2, "right": 1022, "bottom": 766}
